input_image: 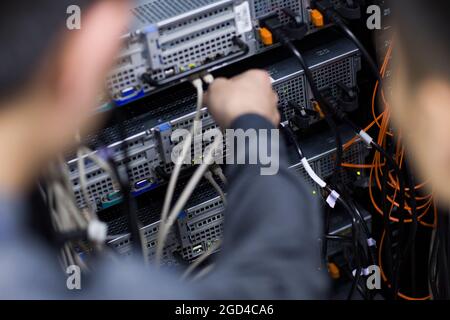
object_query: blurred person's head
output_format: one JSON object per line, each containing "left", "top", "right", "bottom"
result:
{"left": 0, "top": 1, "right": 130, "bottom": 192}
{"left": 390, "top": 0, "right": 450, "bottom": 202}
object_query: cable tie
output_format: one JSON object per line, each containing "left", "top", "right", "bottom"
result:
{"left": 202, "top": 74, "right": 214, "bottom": 84}
{"left": 326, "top": 190, "right": 340, "bottom": 208}
{"left": 367, "top": 238, "right": 377, "bottom": 247}
{"left": 87, "top": 220, "right": 108, "bottom": 244}
{"left": 352, "top": 267, "right": 371, "bottom": 277}
{"left": 301, "top": 158, "right": 327, "bottom": 188}
{"left": 359, "top": 130, "right": 373, "bottom": 146}
{"left": 191, "top": 78, "right": 203, "bottom": 88}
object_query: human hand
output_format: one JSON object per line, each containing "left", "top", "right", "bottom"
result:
{"left": 205, "top": 70, "right": 280, "bottom": 128}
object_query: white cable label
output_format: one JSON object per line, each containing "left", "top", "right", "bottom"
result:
{"left": 88, "top": 220, "right": 108, "bottom": 244}
{"left": 352, "top": 268, "right": 371, "bottom": 277}
{"left": 326, "top": 190, "right": 340, "bottom": 208}
{"left": 234, "top": 1, "right": 253, "bottom": 34}
{"left": 367, "top": 238, "right": 377, "bottom": 247}
{"left": 359, "top": 130, "right": 373, "bottom": 146}
{"left": 301, "top": 158, "right": 327, "bottom": 188}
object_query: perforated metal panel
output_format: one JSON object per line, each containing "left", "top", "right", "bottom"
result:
{"left": 68, "top": 131, "right": 162, "bottom": 209}
{"left": 312, "top": 56, "right": 355, "bottom": 97}
{"left": 99, "top": 128, "right": 369, "bottom": 265}
{"left": 108, "top": 0, "right": 254, "bottom": 98}
{"left": 132, "top": 0, "right": 219, "bottom": 25}
{"left": 254, "top": 0, "right": 302, "bottom": 25}
{"left": 274, "top": 75, "right": 307, "bottom": 121}
{"left": 316, "top": 140, "right": 367, "bottom": 185}
{"left": 161, "top": 29, "right": 237, "bottom": 68}
{"left": 293, "top": 162, "right": 319, "bottom": 189}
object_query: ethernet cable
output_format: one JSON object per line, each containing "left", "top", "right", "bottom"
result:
{"left": 211, "top": 165, "right": 228, "bottom": 184}
{"left": 159, "top": 78, "right": 204, "bottom": 225}
{"left": 156, "top": 132, "right": 222, "bottom": 265}
{"left": 48, "top": 158, "right": 109, "bottom": 268}
{"left": 156, "top": 75, "right": 214, "bottom": 265}
{"left": 204, "top": 171, "right": 227, "bottom": 206}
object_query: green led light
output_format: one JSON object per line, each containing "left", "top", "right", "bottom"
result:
{"left": 357, "top": 171, "right": 361, "bottom": 176}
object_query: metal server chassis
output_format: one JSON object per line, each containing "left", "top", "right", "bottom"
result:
{"left": 104, "top": 126, "right": 369, "bottom": 264}
{"left": 105, "top": 0, "right": 348, "bottom": 107}
{"left": 68, "top": 40, "right": 360, "bottom": 212}
{"left": 69, "top": 37, "right": 360, "bottom": 212}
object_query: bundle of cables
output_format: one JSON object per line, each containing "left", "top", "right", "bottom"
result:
{"left": 264, "top": 3, "right": 439, "bottom": 299}
{"left": 45, "top": 146, "right": 118, "bottom": 272}
{"left": 342, "top": 40, "right": 438, "bottom": 300}
{"left": 155, "top": 74, "right": 225, "bottom": 269}
{"left": 283, "top": 123, "right": 377, "bottom": 299}
{"left": 45, "top": 109, "right": 148, "bottom": 271}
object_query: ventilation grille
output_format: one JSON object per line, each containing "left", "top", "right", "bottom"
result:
{"left": 316, "top": 140, "right": 367, "bottom": 185}
{"left": 69, "top": 135, "right": 162, "bottom": 209}
{"left": 295, "top": 164, "right": 318, "bottom": 189}
{"left": 254, "top": 0, "right": 302, "bottom": 25}
{"left": 188, "top": 212, "right": 224, "bottom": 233}
{"left": 160, "top": 4, "right": 233, "bottom": 36}
{"left": 161, "top": 31, "right": 237, "bottom": 67}
{"left": 162, "top": 21, "right": 234, "bottom": 50}
{"left": 189, "top": 223, "right": 223, "bottom": 243}
{"left": 312, "top": 57, "right": 354, "bottom": 97}
{"left": 187, "top": 199, "right": 224, "bottom": 219}
{"left": 107, "top": 68, "right": 138, "bottom": 92}
{"left": 274, "top": 75, "right": 307, "bottom": 121}
{"left": 131, "top": 0, "right": 219, "bottom": 25}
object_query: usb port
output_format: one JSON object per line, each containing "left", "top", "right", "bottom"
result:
{"left": 192, "top": 245, "right": 203, "bottom": 255}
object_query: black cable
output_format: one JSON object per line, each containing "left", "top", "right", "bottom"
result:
{"left": 283, "top": 123, "right": 369, "bottom": 299}
{"left": 348, "top": 199, "right": 376, "bottom": 266}
{"left": 312, "top": 0, "right": 382, "bottom": 84}
{"left": 110, "top": 107, "right": 145, "bottom": 259}
{"left": 281, "top": 40, "right": 381, "bottom": 270}
{"left": 403, "top": 164, "right": 418, "bottom": 295}
{"left": 335, "top": 21, "right": 382, "bottom": 85}
{"left": 281, "top": 40, "right": 344, "bottom": 187}
{"left": 437, "top": 210, "right": 450, "bottom": 298}
{"left": 429, "top": 231, "right": 439, "bottom": 298}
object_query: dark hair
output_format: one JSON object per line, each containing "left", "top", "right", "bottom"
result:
{"left": 0, "top": 1, "right": 90, "bottom": 99}
{"left": 393, "top": 0, "right": 450, "bottom": 84}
